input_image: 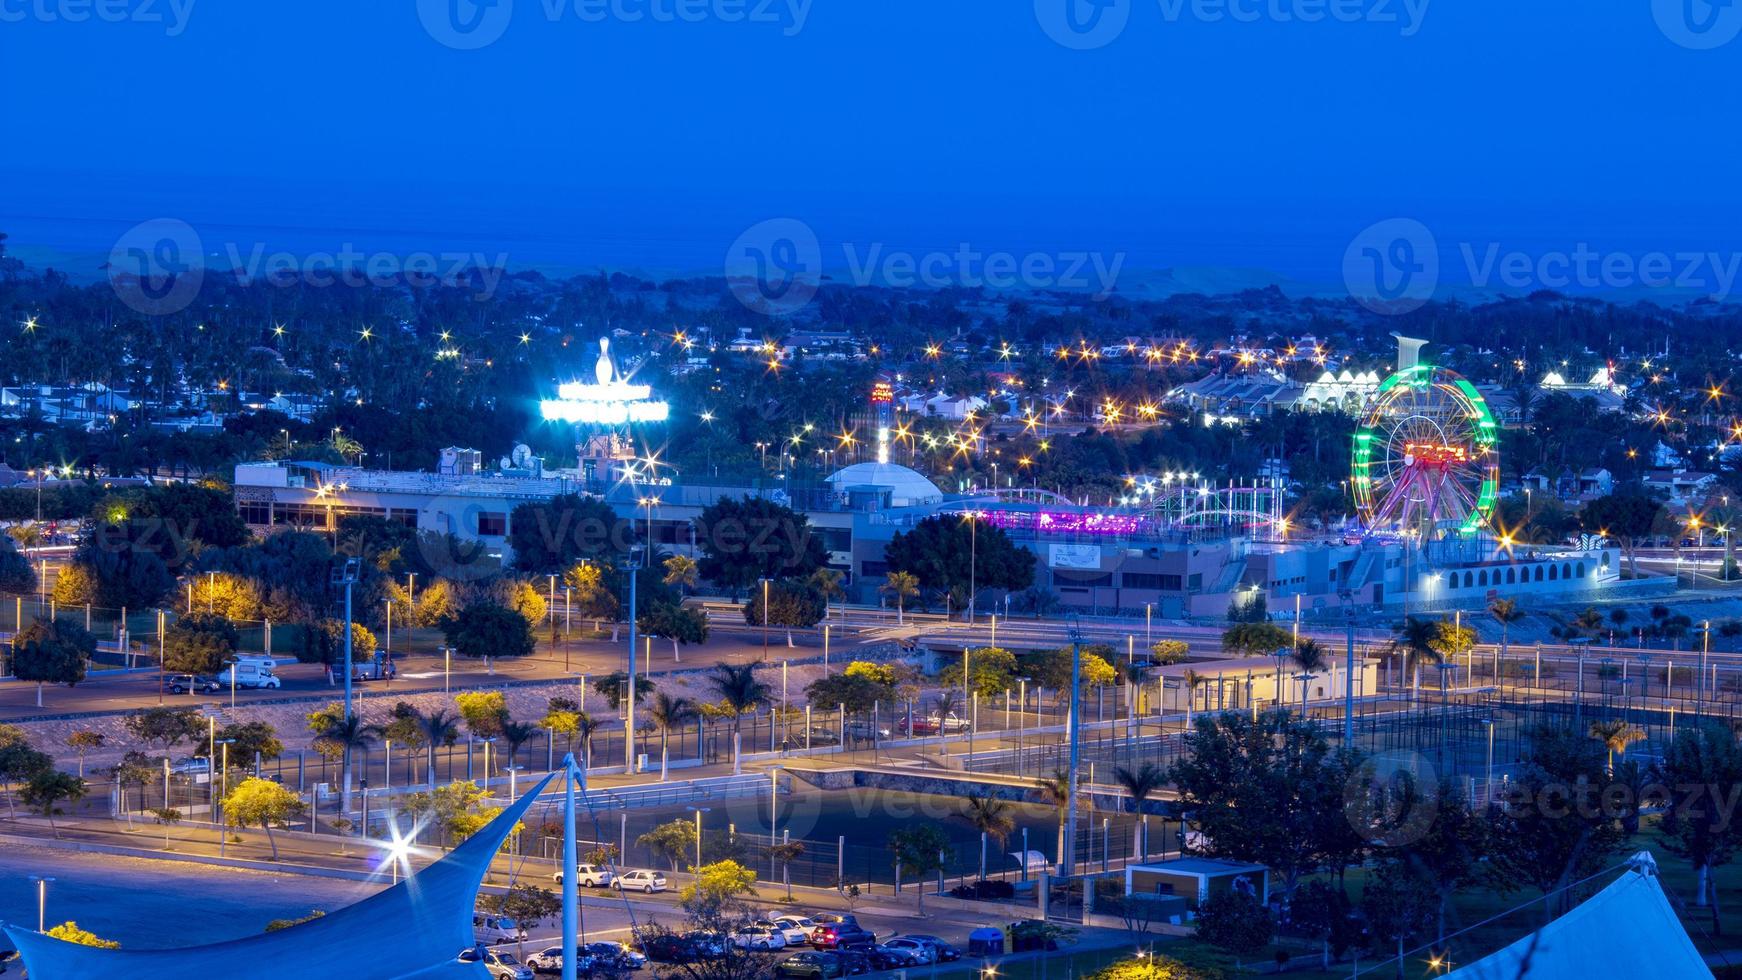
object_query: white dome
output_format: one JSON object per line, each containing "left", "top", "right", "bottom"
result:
{"left": 827, "top": 462, "right": 944, "bottom": 507}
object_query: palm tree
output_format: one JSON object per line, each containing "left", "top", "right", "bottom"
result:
{"left": 413, "top": 707, "right": 460, "bottom": 788}
{"left": 1291, "top": 639, "right": 1329, "bottom": 716}
{"left": 959, "top": 793, "right": 1016, "bottom": 879}
{"left": 5, "top": 523, "right": 42, "bottom": 552}
{"left": 1113, "top": 763, "right": 1166, "bottom": 860}
{"left": 934, "top": 689, "right": 962, "bottom": 731}
{"left": 769, "top": 840, "right": 806, "bottom": 900}
{"left": 1389, "top": 616, "right": 1442, "bottom": 698}
{"left": 810, "top": 568, "right": 845, "bottom": 624}
{"left": 1180, "top": 668, "right": 1206, "bottom": 730}
{"left": 499, "top": 720, "right": 539, "bottom": 775}
{"left": 647, "top": 692, "right": 697, "bottom": 780}
{"left": 881, "top": 571, "right": 920, "bottom": 625}
{"left": 662, "top": 555, "right": 699, "bottom": 597}
{"left": 1036, "top": 769, "right": 1087, "bottom": 876}
{"left": 707, "top": 661, "right": 770, "bottom": 766}
{"left": 311, "top": 714, "right": 381, "bottom": 818}
{"left": 1489, "top": 598, "right": 1526, "bottom": 681}
{"left": 574, "top": 711, "right": 604, "bottom": 771}
{"left": 1589, "top": 720, "right": 1645, "bottom": 775}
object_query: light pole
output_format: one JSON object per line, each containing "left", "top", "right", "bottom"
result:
{"left": 1062, "top": 622, "right": 1083, "bottom": 878}
{"left": 625, "top": 546, "right": 644, "bottom": 773}
{"left": 442, "top": 645, "right": 452, "bottom": 695}
{"left": 760, "top": 577, "right": 771, "bottom": 659}
{"left": 332, "top": 558, "right": 361, "bottom": 723}
{"left": 966, "top": 512, "right": 978, "bottom": 624}
{"left": 215, "top": 737, "right": 235, "bottom": 857}
{"left": 688, "top": 805, "right": 711, "bottom": 869}
{"left": 1144, "top": 603, "right": 1153, "bottom": 647}
{"left": 29, "top": 875, "right": 52, "bottom": 932}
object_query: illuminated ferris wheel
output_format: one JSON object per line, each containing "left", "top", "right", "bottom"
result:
{"left": 1352, "top": 362, "right": 1499, "bottom": 538}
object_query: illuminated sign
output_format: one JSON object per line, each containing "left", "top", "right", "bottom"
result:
{"left": 541, "top": 398, "right": 670, "bottom": 424}
{"left": 542, "top": 337, "right": 671, "bottom": 425}
{"left": 871, "top": 381, "right": 894, "bottom": 404}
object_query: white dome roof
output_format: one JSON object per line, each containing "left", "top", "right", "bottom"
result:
{"left": 827, "top": 462, "right": 944, "bottom": 507}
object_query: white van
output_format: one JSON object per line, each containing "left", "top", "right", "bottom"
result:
{"left": 232, "top": 654, "right": 282, "bottom": 671}
{"left": 473, "top": 913, "right": 524, "bottom": 943}
{"left": 218, "top": 662, "right": 282, "bottom": 690}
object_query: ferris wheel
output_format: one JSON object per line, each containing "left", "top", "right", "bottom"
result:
{"left": 1352, "top": 363, "right": 1499, "bottom": 538}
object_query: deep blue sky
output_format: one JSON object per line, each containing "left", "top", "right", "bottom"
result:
{"left": 3, "top": 0, "right": 1740, "bottom": 291}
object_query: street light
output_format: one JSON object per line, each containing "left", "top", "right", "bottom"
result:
{"left": 215, "top": 737, "right": 236, "bottom": 857}
{"left": 29, "top": 875, "right": 52, "bottom": 932}
{"left": 688, "top": 805, "right": 711, "bottom": 869}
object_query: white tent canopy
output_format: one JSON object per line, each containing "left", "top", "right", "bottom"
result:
{"left": 1448, "top": 852, "right": 1711, "bottom": 979}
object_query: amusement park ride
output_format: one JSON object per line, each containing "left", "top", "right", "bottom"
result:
{"left": 1352, "top": 335, "right": 1500, "bottom": 541}
{"left": 960, "top": 336, "right": 1504, "bottom": 548}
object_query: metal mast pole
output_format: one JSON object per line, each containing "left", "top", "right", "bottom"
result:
{"left": 1063, "top": 623, "right": 1082, "bottom": 877}
{"left": 561, "top": 753, "right": 580, "bottom": 980}
{"left": 626, "top": 547, "right": 643, "bottom": 772}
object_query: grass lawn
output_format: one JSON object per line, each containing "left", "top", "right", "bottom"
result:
{"left": 1141, "top": 818, "right": 1741, "bottom": 977}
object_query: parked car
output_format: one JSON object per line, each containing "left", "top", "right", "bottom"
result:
{"left": 895, "top": 714, "right": 968, "bottom": 735}
{"left": 900, "top": 935, "right": 961, "bottom": 961}
{"left": 769, "top": 915, "right": 817, "bottom": 945}
{"left": 685, "top": 932, "right": 728, "bottom": 959}
{"left": 866, "top": 944, "right": 924, "bottom": 969}
{"left": 613, "top": 869, "right": 667, "bottom": 893}
{"left": 526, "top": 945, "right": 595, "bottom": 974}
{"left": 586, "top": 941, "right": 646, "bottom": 970}
{"left": 776, "top": 951, "right": 842, "bottom": 978}
{"left": 457, "top": 947, "right": 534, "bottom": 980}
{"left": 732, "top": 924, "right": 787, "bottom": 950}
{"left": 641, "top": 934, "right": 699, "bottom": 963}
{"left": 826, "top": 947, "right": 872, "bottom": 975}
{"left": 163, "top": 674, "right": 220, "bottom": 694}
{"left": 552, "top": 863, "right": 615, "bottom": 887}
{"left": 879, "top": 938, "right": 935, "bottom": 964}
{"left": 168, "top": 757, "right": 210, "bottom": 776}
{"left": 844, "top": 720, "right": 890, "bottom": 741}
{"left": 809, "top": 915, "right": 875, "bottom": 949}
{"left": 802, "top": 726, "right": 841, "bottom": 746}
{"left": 896, "top": 716, "right": 939, "bottom": 735}
{"left": 472, "top": 913, "right": 525, "bottom": 943}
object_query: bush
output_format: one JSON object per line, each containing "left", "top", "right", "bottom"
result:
{"left": 948, "top": 879, "right": 1016, "bottom": 900}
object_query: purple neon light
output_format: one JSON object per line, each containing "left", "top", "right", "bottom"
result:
{"left": 976, "top": 509, "right": 1151, "bottom": 536}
